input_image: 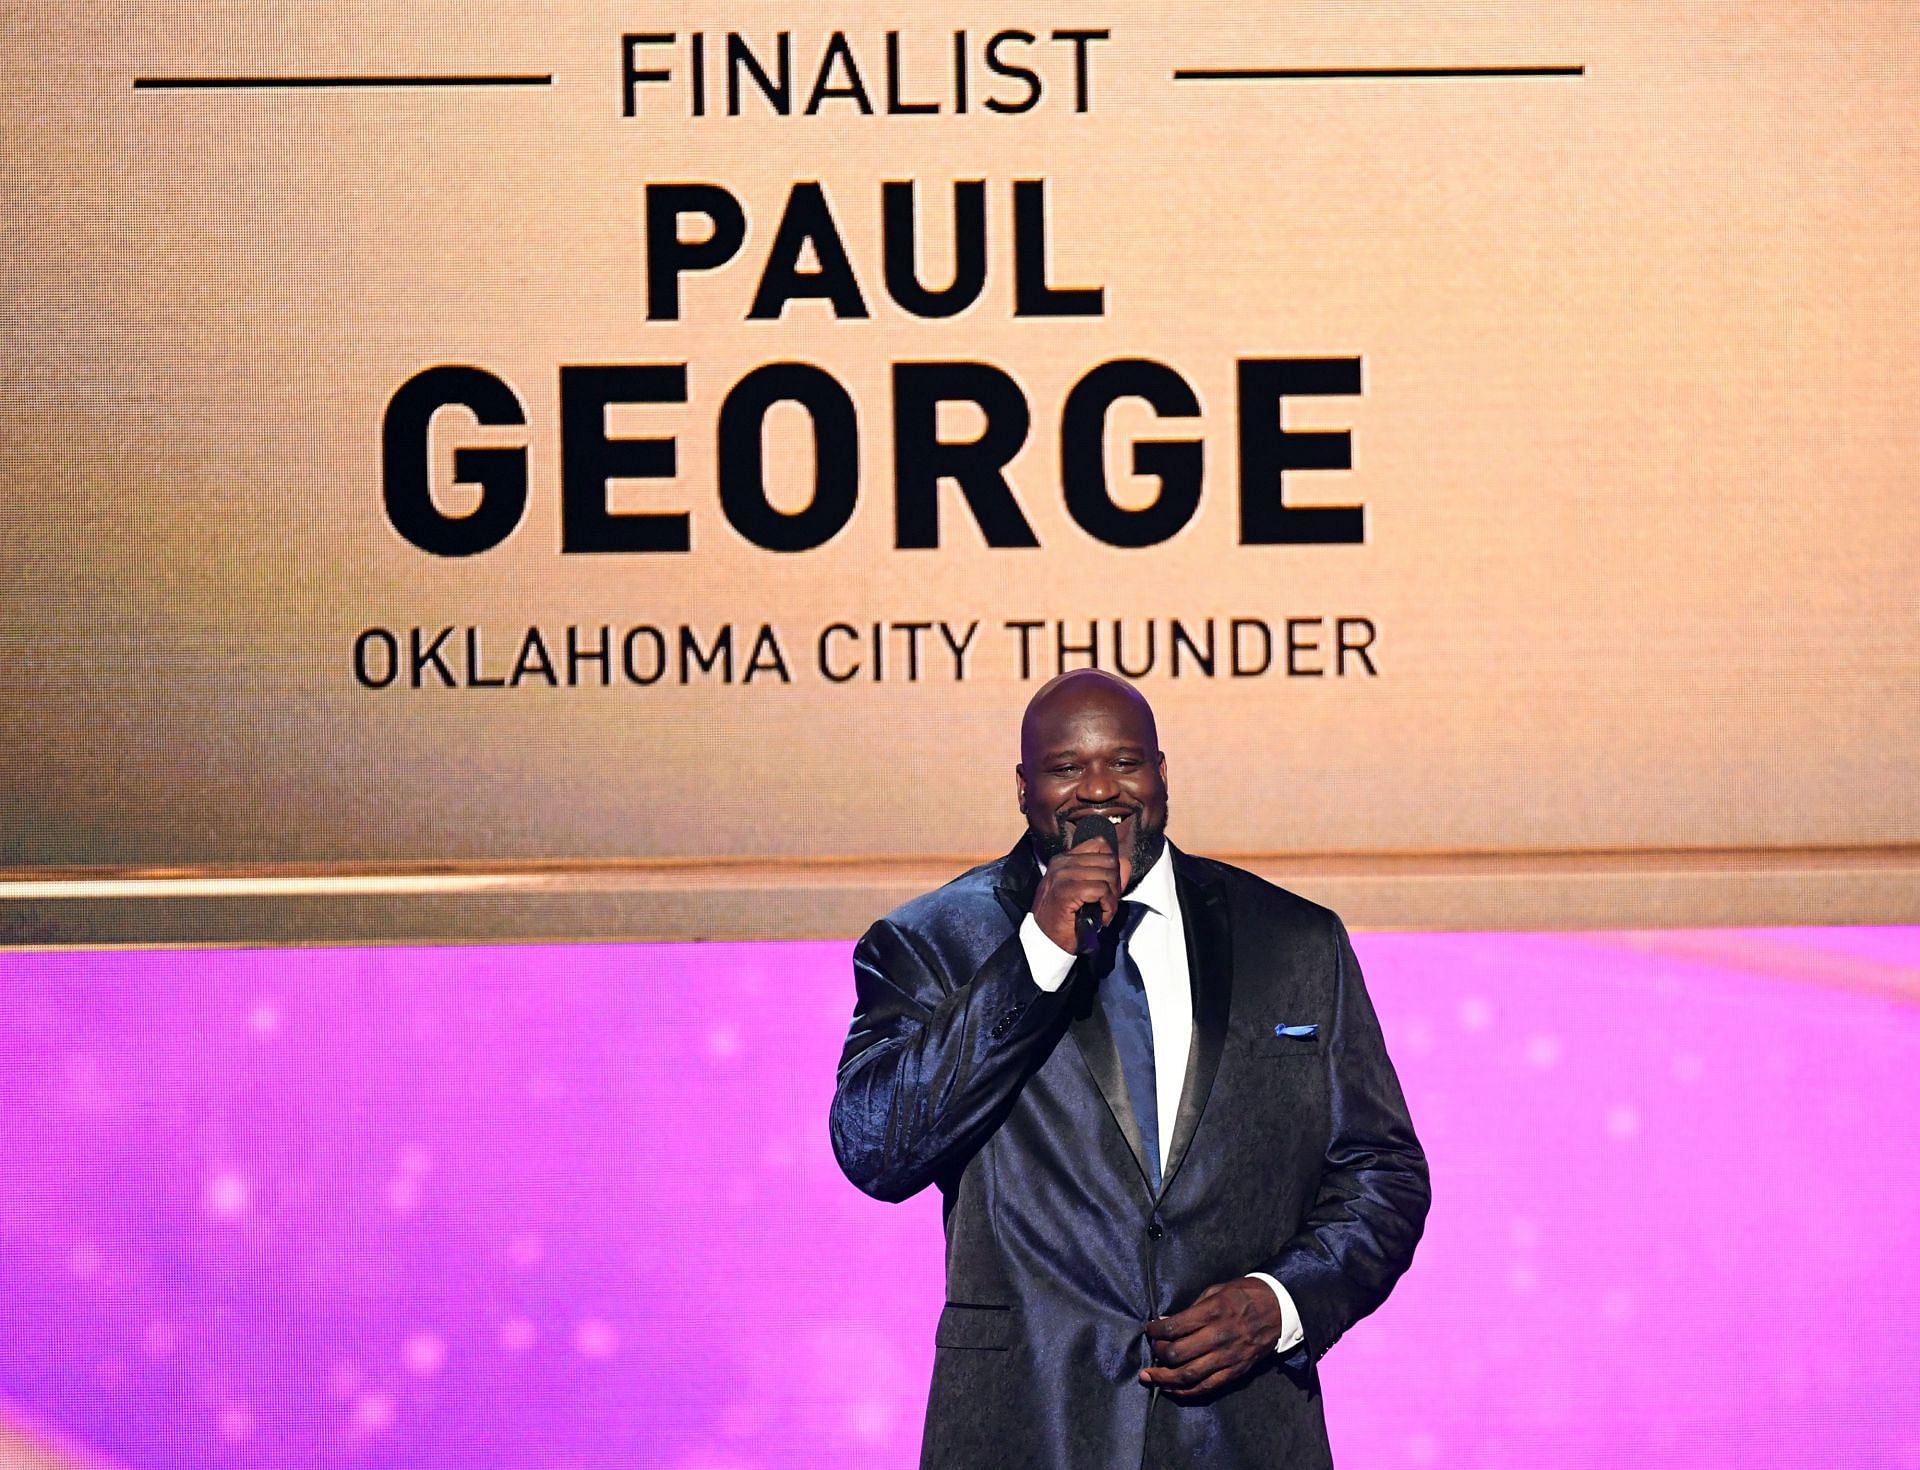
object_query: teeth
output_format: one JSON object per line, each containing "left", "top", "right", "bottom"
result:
{"left": 1108, "top": 815, "right": 1122, "bottom": 824}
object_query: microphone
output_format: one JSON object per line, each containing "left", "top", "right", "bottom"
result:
{"left": 1070, "top": 813, "right": 1120, "bottom": 954}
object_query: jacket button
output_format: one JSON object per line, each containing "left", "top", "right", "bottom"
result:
{"left": 1147, "top": 1222, "right": 1165, "bottom": 1241}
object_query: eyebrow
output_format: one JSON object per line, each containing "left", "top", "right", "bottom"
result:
{"left": 1039, "top": 745, "right": 1151, "bottom": 762}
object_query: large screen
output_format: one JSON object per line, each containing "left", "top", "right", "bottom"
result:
{"left": 4, "top": 1, "right": 1915, "bottom": 942}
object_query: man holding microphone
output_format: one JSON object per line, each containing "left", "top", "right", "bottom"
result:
{"left": 831, "top": 668, "right": 1428, "bottom": 1468}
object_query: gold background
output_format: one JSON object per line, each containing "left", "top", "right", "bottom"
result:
{"left": 3, "top": 3, "right": 1915, "bottom": 942}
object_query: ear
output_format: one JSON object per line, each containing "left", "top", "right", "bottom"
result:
{"left": 1014, "top": 763, "right": 1028, "bottom": 814}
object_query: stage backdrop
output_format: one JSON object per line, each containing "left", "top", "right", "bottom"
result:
{"left": 2, "top": 928, "right": 1917, "bottom": 1469}
{"left": 4, "top": 1, "right": 1917, "bottom": 943}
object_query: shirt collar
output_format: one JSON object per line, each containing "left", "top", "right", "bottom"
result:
{"left": 1126, "top": 840, "right": 1178, "bottom": 920}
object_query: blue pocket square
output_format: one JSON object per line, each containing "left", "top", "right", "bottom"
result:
{"left": 1274, "top": 1024, "right": 1318, "bottom": 1039}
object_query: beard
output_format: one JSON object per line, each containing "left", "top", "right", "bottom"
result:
{"left": 1032, "top": 802, "right": 1169, "bottom": 895}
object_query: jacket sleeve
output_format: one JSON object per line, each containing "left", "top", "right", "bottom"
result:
{"left": 1265, "top": 915, "right": 1430, "bottom": 1363}
{"left": 829, "top": 914, "right": 1076, "bottom": 1203}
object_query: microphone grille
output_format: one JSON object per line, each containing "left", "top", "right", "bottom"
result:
{"left": 1070, "top": 814, "right": 1118, "bottom": 852}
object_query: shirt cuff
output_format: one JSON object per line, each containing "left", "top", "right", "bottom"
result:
{"left": 1018, "top": 912, "right": 1078, "bottom": 993}
{"left": 1244, "top": 1272, "right": 1306, "bottom": 1355}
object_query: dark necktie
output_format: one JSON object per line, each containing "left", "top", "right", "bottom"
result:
{"left": 1098, "top": 901, "right": 1159, "bottom": 1191}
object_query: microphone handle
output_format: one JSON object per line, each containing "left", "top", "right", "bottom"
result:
{"left": 1075, "top": 900, "right": 1103, "bottom": 954}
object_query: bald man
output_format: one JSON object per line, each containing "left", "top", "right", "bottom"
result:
{"left": 831, "top": 671, "right": 1427, "bottom": 1469}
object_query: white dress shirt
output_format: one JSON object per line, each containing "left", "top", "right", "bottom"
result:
{"left": 1018, "top": 841, "right": 1306, "bottom": 1357}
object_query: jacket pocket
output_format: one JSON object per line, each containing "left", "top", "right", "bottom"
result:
{"left": 935, "top": 1303, "right": 1016, "bottom": 1351}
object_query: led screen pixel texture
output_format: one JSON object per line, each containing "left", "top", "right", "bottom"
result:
{"left": 6, "top": 2, "right": 1917, "bottom": 942}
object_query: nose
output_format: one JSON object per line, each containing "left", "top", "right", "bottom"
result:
{"left": 1076, "top": 768, "right": 1119, "bottom": 804}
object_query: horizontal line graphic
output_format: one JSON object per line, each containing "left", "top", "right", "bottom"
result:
{"left": 3, "top": 842, "right": 1913, "bottom": 900}
{"left": 5, "top": 846, "right": 1911, "bottom": 946}
{"left": 133, "top": 74, "right": 552, "bottom": 90}
{"left": 1174, "top": 65, "right": 1584, "bottom": 81}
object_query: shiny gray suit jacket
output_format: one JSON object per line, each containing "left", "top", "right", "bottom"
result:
{"left": 829, "top": 841, "right": 1428, "bottom": 1469}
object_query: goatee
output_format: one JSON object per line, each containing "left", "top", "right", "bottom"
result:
{"left": 1032, "top": 805, "right": 1169, "bottom": 895}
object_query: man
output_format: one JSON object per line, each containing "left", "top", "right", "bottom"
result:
{"left": 830, "top": 670, "right": 1428, "bottom": 1468}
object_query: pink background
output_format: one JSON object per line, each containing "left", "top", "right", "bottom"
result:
{"left": 2, "top": 928, "right": 1917, "bottom": 1468}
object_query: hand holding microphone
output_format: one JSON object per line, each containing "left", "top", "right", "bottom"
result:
{"left": 1031, "top": 813, "right": 1123, "bottom": 954}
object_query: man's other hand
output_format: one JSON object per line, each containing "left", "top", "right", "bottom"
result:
{"left": 1141, "top": 1279, "right": 1285, "bottom": 1398}
{"left": 1030, "top": 831, "right": 1121, "bottom": 952}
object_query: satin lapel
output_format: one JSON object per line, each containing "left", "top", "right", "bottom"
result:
{"left": 1159, "top": 850, "right": 1231, "bottom": 1196}
{"left": 995, "top": 838, "right": 1154, "bottom": 1192}
{"left": 990, "top": 839, "right": 1042, "bottom": 929}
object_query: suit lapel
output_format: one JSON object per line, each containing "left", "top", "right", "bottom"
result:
{"left": 993, "top": 837, "right": 1156, "bottom": 1193}
{"left": 990, "top": 838, "right": 1042, "bottom": 928}
{"left": 1159, "top": 848, "right": 1231, "bottom": 1197}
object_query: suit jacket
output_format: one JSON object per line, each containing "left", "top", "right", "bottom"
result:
{"left": 829, "top": 840, "right": 1429, "bottom": 1469}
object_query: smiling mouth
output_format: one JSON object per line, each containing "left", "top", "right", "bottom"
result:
{"left": 1064, "top": 807, "right": 1137, "bottom": 837}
